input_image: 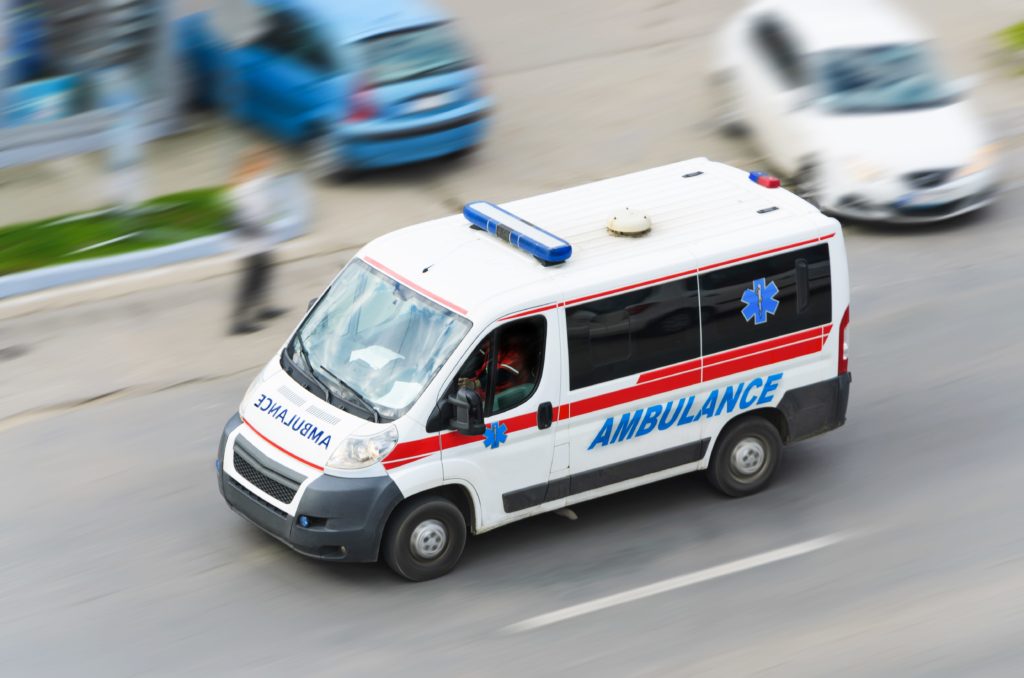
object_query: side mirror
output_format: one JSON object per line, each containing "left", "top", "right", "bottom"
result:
{"left": 307, "top": 297, "right": 317, "bottom": 311}
{"left": 447, "top": 387, "right": 485, "bottom": 436}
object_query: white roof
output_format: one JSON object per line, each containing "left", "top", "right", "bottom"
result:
{"left": 358, "top": 158, "right": 836, "bottom": 322}
{"left": 762, "top": 0, "right": 928, "bottom": 53}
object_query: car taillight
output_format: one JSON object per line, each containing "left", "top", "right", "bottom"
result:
{"left": 838, "top": 306, "right": 850, "bottom": 375}
{"left": 346, "top": 83, "right": 376, "bottom": 122}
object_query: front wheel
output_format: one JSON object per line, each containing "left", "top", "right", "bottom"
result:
{"left": 382, "top": 496, "right": 467, "bottom": 581}
{"left": 706, "top": 417, "right": 782, "bottom": 497}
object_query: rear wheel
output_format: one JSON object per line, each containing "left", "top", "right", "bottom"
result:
{"left": 382, "top": 495, "right": 467, "bottom": 581}
{"left": 706, "top": 417, "right": 782, "bottom": 497}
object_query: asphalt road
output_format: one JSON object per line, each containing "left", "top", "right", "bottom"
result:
{"left": 3, "top": 172, "right": 1024, "bottom": 678}
{"left": 3, "top": 1, "right": 1024, "bottom": 675}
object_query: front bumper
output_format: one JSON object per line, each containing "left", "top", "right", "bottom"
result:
{"left": 821, "top": 170, "right": 999, "bottom": 224}
{"left": 216, "top": 415, "right": 403, "bottom": 562}
{"left": 825, "top": 187, "right": 997, "bottom": 224}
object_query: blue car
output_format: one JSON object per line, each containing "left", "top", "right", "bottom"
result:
{"left": 179, "top": 0, "right": 491, "bottom": 178}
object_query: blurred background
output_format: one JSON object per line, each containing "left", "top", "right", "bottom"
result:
{"left": 1, "top": 0, "right": 1023, "bottom": 675}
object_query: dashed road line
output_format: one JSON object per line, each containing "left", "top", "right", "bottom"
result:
{"left": 503, "top": 533, "right": 849, "bottom": 634}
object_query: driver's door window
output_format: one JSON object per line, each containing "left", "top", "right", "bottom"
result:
{"left": 453, "top": 317, "right": 546, "bottom": 417}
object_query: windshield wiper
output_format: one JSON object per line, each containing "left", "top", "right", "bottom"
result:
{"left": 290, "top": 333, "right": 331, "bottom": 403}
{"left": 318, "top": 363, "right": 381, "bottom": 423}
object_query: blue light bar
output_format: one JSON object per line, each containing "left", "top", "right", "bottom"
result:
{"left": 463, "top": 201, "right": 572, "bottom": 265}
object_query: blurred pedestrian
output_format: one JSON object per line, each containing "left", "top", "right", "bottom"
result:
{"left": 228, "top": 145, "right": 286, "bottom": 335}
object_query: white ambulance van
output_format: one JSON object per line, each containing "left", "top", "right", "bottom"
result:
{"left": 216, "top": 158, "right": 851, "bottom": 580}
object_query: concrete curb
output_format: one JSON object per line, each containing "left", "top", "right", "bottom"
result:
{"left": 0, "top": 173, "right": 311, "bottom": 302}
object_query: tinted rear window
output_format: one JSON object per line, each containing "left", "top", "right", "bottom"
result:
{"left": 566, "top": 278, "right": 701, "bottom": 390}
{"left": 359, "top": 23, "right": 470, "bottom": 86}
{"left": 699, "top": 244, "right": 831, "bottom": 355}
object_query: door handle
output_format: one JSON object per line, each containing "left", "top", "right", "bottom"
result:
{"left": 537, "top": 402, "right": 553, "bottom": 430}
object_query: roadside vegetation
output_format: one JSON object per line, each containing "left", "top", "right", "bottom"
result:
{"left": 996, "top": 21, "right": 1024, "bottom": 74}
{"left": 0, "top": 187, "right": 228, "bottom": 277}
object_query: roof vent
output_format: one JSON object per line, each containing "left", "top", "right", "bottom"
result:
{"left": 607, "top": 207, "right": 651, "bottom": 237}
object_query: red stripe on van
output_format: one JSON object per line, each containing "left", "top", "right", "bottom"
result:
{"left": 699, "top": 236, "right": 822, "bottom": 272}
{"left": 636, "top": 358, "right": 703, "bottom": 384}
{"left": 702, "top": 337, "right": 821, "bottom": 382}
{"left": 242, "top": 418, "right": 325, "bottom": 471}
{"left": 571, "top": 368, "right": 703, "bottom": 419}
{"left": 702, "top": 326, "right": 823, "bottom": 368}
{"left": 363, "top": 256, "right": 469, "bottom": 316}
{"left": 565, "top": 268, "right": 699, "bottom": 307}
{"left": 499, "top": 303, "right": 560, "bottom": 321}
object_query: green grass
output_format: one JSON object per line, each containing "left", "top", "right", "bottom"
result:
{"left": 0, "top": 187, "right": 230, "bottom": 277}
{"left": 997, "top": 21, "right": 1024, "bottom": 52}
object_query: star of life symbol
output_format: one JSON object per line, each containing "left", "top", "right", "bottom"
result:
{"left": 741, "top": 278, "right": 780, "bottom": 325}
{"left": 484, "top": 421, "right": 508, "bottom": 449}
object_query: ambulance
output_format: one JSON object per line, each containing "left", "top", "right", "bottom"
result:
{"left": 215, "top": 158, "right": 852, "bottom": 580}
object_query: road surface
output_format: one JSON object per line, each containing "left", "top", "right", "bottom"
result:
{"left": 2, "top": 0, "right": 1023, "bottom": 675}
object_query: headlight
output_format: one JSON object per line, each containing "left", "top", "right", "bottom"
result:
{"left": 327, "top": 425, "right": 399, "bottom": 470}
{"left": 957, "top": 143, "right": 998, "bottom": 178}
{"left": 842, "top": 156, "right": 887, "bottom": 184}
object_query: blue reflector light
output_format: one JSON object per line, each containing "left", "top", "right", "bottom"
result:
{"left": 298, "top": 515, "right": 310, "bottom": 528}
{"left": 463, "top": 201, "right": 572, "bottom": 264}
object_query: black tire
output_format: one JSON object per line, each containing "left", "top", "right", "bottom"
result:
{"left": 382, "top": 495, "right": 467, "bottom": 581}
{"left": 706, "top": 417, "right": 783, "bottom": 498}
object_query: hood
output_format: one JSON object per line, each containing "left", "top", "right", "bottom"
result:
{"left": 814, "top": 101, "right": 986, "bottom": 174}
{"left": 241, "top": 365, "right": 371, "bottom": 470}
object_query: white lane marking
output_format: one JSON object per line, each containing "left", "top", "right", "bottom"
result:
{"left": 503, "top": 533, "right": 848, "bottom": 634}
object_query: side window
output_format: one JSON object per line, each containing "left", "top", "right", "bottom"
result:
{"left": 750, "top": 17, "right": 805, "bottom": 89}
{"left": 293, "top": 24, "right": 334, "bottom": 71}
{"left": 254, "top": 11, "right": 303, "bottom": 56}
{"left": 699, "top": 243, "right": 831, "bottom": 356}
{"left": 254, "top": 10, "right": 334, "bottom": 71}
{"left": 452, "top": 317, "right": 546, "bottom": 416}
{"left": 566, "top": 277, "right": 700, "bottom": 390}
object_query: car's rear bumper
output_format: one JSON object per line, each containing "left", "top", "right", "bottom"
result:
{"left": 337, "top": 100, "right": 491, "bottom": 170}
{"left": 216, "top": 414, "right": 403, "bottom": 562}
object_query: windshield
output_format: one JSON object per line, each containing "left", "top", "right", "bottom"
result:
{"left": 812, "top": 43, "right": 958, "bottom": 113}
{"left": 284, "top": 259, "right": 472, "bottom": 421}
{"left": 358, "top": 23, "right": 470, "bottom": 86}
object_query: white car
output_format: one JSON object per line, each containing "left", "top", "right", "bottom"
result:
{"left": 711, "top": 0, "right": 1000, "bottom": 223}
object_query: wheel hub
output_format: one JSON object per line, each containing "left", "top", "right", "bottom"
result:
{"left": 730, "top": 437, "right": 766, "bottom": 476}
{"left": 410, "top": 519, "right": 448, "bottom": 560}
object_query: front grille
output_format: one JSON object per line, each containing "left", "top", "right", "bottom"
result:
{"left": 904, "top": 169, "right": 956, "bottom": 189}
{"left": 226, "top": 475, "right": 288, "bottom": 518}
{"left": 231, "top": 435, "right": 306, "bottom": 505}
{"left": 234, "top": 455, "right": 298, "bottom": 504}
